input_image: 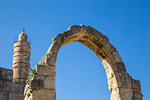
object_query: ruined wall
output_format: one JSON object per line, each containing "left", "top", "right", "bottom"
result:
{"left": 24, "top": 65, "right": 56, "bottom": 100}
{"left": 0, "top": 67, "right": 24, "bottom": 100}
{"left": 24, "top": 25, "right": 143, "bottom": 100}
{"left": 0, "top": 25, "right": 143, "bottom": 100}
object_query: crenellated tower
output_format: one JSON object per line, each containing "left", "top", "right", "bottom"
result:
{"left": 13, "top": 29, "right": 31, "bottom": 84}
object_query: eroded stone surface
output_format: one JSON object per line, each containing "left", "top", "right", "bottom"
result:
{"left": 25, "top": 89, "right": 56, "bottom": 100}
{"left": 13, "top": 31, "right": 30, "bottom": 84}
{"left": 0, "top": 67, "right": 25, "bottom": 100}
{"left": 24, "top": 25, "right": 142, "bottom": 100}
{"left": 0, "top": 25, "right": 142, "bottom": 100}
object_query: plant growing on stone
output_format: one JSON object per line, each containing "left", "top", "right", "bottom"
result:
{"left": 26, "top": 67, "right": 36, "bottom": 83}
{"left": 43, "top": 62, "right": 45, "bottom": 65}
{"left": 52, "top": 38, "right": 54, "bottom": 43}
{"left": 111, "top": 72, "right": 114, "bottom": 77}
{"left": 31, "top": 68, "right": 36, "bottom": 76}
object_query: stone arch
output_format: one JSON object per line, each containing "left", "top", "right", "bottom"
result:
{"left": 24, "top": 25, "right": 143, "bottom": 100}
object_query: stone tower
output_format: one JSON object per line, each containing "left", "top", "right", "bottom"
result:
{"left": 13, "top": 29, "right": 31, "bottom": 84}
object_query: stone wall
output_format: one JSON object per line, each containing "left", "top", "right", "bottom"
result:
{"left": 24, "top": 65, "right": 56, "bottom": 100}
{"left": 0, "top": 67, "right": 25, "bottom": 100}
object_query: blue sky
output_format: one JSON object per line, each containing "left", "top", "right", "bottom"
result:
{"left": 0, "top": 0, "right": 150, "bottom": 99}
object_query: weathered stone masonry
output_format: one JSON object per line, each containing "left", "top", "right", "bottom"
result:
{"left": 24, "top": 25, "right": 143, "bottom": 100}
{"left": 0, "top": 30, "right": 30, "bottom": 100}
{"left": 0, "top": 25, "right": 143, "bottom": 100}
{"left": 13, "top": 31, "right": 31, "bottom": 84}
{"left": 0, "top": 67, "right": 24, "bottom": 100}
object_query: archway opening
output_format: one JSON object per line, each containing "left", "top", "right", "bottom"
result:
{"left": 56, "top": 42, "right": 110, "bottom": 100}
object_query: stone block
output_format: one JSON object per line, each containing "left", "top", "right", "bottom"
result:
{"left": 14, "top": 46, "right": 30, "bottom": 53}
{"left": 32, "top": 89, "right": 56, "bottom": 100}
{"left": 62, "top": 30, "right": 74, "bottom": 40}
{"left": 13, "top": 66, "right": 29, "bottom": 80}
{"left": 103, "top": 54, "right": 117, "bottom": 67}
{"left": 44, "top": 76, "right": 56, "bottom": 89}
{"left": 36, "top": 65, "right": 56, "bottom": 76}
{"left": 13, "top": 67, "right": 21, "bottom": 79}
{"left": 116, "top": 72, "right": 132, "bottom": 88}
{"left": 20, "top": 79, "right": 26, "bottom": 83}
{"left": 9, "top": 83, "right": 24, "bottom": 93}
{"left": 105, "top": 42, "right": 116, "bottom": 53}
{"left": 112, "top": 50, "right": 122, "bottom": 63}
{"left": 45, "top": 52, "right": 57, "bottom": 65}
{"left": 13, "top": 51, "right": 30, "bottom": 57}
{"left": 111, "top": 87, "right": 133, "bottom": 100}
{"left": 7, "top": 70, "right": 13, "bottom": 81}
{"left": 102, "top": 35, "right": 109, "bottom": 43}
{"left": 47, "top": 41, "right": 61, "bottom": 54}
{"left": 14, "top": 42, "right": 22, "bottom": 47}
{"left": 113, "top": 62, "right": 126, "bottom": 73}
{"left": 13, "top": 63, "right": 29, "bottom": 68}
{"left": 119, "top": 87, "right": 133, "bottom": 100}
{"left": 132, "top": 79, "right": 141, "bottom": 92}
{"left": 29, "top": 80, "right": 43, "bottom": 90}
{"left": 0, "top": 68, "right": 7, "bottom": 81}
{"left": 54, "top": 33, "right": 62, "bottom": 40}
{"left": 34, "top": 74, "right": 45, "bottom": 80}
{"left": 20, "top": 67, "right": 29, "bottom": 79}
{"left": 13, "top": 78, "right": 20, "bottom": 83}
{"left": 132, "top": 91, "right": 143, "bottom": 100}
{"left": 68, "top": 25, "right": 82, "bottom": 34}
{"left": 85, "top": 26, "right": 103, "bottom": 39}
{"left": 13, "top": 55, "right": 30, "bottom": 64}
